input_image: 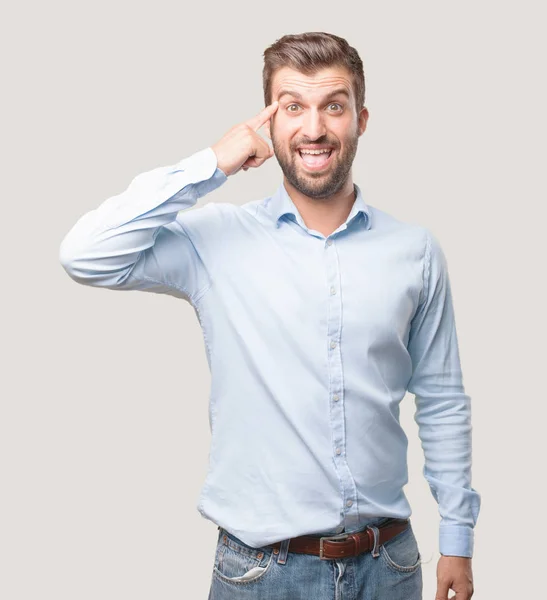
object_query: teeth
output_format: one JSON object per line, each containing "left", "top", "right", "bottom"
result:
{"left": 299, "top": 149, "right": 331, "bottom": 155}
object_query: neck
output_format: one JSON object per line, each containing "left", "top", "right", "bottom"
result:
{"left": 283, "top": 175, "right": 356, "bottom": 237}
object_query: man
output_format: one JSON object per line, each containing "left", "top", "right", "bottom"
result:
{"left": 59, "top": 32, "right": 480, "bottom": 600}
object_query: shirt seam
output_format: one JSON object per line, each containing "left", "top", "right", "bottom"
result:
{"left": 192, "top": 297, "right": 214, "bottom": 384}
{"left": 138, "top": 274, "right": 210, "bottom": 305}
{"left": 419, "top": 230, "right": 432, "bottom": 307}
{"left": 177, "top": 219, "right": 215, "bottom": 304}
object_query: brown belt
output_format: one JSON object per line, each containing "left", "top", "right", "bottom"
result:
{"left": 268, "top": 518, "right": 409, "bottom": 560}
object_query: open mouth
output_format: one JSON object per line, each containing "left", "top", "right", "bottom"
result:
{"left": 297, "top": 148, "right": 335, "bottom": 171}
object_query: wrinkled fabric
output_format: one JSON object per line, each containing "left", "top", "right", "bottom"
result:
{"left": 209, "top": 518, "right": 423, "bottom": 599}
{"left": 59, "top": 146, "right": 481, "bottom": 558}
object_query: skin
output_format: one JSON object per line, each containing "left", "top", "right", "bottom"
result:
{"left": 436, "top": 555, "right": 474, "bottom": 599}
{"left": 262, "top": 65, "right": 369, "bottom": 237}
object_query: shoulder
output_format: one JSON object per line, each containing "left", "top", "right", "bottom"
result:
{"left": 171, "top": 197, "right": 270, "bottom": 244}
{"left": 174, "top": 199, "right": 235, "bottom": 228}
{"left": 367, "top": 203, "right": 434, "bottom": 253}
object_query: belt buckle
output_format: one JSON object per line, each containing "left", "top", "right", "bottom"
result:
{"left": 319, "top": 532, "right": 349, "bottom": 560}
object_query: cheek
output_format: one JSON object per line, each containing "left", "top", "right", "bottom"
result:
{"left": 273, "top": 117, "right": 299, "bottom": 139}
{"left": 335, "top": 115, "right": 358, "bottom": 137}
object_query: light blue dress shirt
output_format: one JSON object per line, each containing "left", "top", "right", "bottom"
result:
{"left": 59, "top": 146, "right": 481, "bottom": 558}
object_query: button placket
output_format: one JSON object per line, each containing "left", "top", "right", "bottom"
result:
{"left": 324, "top": 236, "right": 359, "bottom": 529}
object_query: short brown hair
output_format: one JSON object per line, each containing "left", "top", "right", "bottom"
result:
{"left": 263, "top": 32, "right": 365, "bottom": 112}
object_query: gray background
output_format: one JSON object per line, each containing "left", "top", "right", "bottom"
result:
{"left": 2, "top": 1, "right": 546, "bottom": 598}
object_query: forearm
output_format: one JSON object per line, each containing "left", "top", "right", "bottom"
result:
{"left": 414, "top": 387, "right": 480, "bottom": 557}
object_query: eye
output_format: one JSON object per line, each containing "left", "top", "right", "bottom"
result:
{"left": 328, "top": 103, "right": 343, "bottom": 112}
{"left": 287, "top": 103, "right": 301, "bottom": 112}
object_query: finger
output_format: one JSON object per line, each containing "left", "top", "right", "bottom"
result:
{"left": 256, "top": 134, "right": 274, "bottom": 158}
{"left": 241, "top": 156, "right": 256, "bottom": 168}
{"left": 245, "top": 101, "right": 279, "bottom": 132}
{"left": 250, "top": 156, "right": 269, "bottom": 168}
{"left": 435, "top": 580, "right": 450, "bottom": 600}
{"left": 242, "top": 157, "right": 260, "bottom": 168}
{"left": 242, "top": 154, "right": 268, "bottom": 169}
{"left": 250, "top": 136, "right": 274, "bottom": 162}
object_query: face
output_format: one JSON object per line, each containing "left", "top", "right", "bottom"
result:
{"left": 264, "top": 66, "right": 369, "bottom": 199}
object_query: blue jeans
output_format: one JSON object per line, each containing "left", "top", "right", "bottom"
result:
{"left": 207, "top": 517, "right": 423, "bottom": 599}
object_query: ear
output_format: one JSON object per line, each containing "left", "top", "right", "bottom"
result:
{"left": 358, "top": 106, "right": 369, "bottom": 137}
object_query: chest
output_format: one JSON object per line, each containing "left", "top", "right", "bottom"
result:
{"left": 209, "top": 226, "right": 423, "bottom": 345}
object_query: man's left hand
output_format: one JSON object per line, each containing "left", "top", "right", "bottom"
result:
{"left": 435, "top": 555, "right": 474, "bottom": 599}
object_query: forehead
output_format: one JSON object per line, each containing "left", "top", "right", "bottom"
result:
{"left": 271, "top": 66, "right": 353, "bottom": 99}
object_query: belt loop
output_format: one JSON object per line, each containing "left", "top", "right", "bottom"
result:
{"left": 276, "top": 539, "right": 290, "bottom": 564}
{"left": 366, "top": 525, "right": 381, "bottom": 558}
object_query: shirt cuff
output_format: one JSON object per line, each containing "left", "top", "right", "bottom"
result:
{"left": 172, "top": 146, "right": 228, "bottom": 199}
{"left": 439, "top": 524, "right": 475, "bottom": 558}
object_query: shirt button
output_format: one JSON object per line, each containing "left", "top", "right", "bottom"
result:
{"left": 330, "top": 341, "right": 337, "bottom": 349}
{"left": 327, "top": 239, "right": 333, "bottom": 246}
{"left": 330, "top": 286, "right": 336, "bottom": 295}
{"left": 346, "top": 500, "right": 353, "bottom": 507}
{"left": 333, "top": 394, "right": 339, "bottom": 401}
{"left": 336, "top": 448, "right": 341, "bottom": 455}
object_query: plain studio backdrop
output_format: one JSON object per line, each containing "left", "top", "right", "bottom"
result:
{"left": 2, "top": 1, "right": 546, "bottom": 598}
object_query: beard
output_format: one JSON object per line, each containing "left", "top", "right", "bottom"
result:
{"left": 271, "top": 127, "right": 359, "bottom": 199}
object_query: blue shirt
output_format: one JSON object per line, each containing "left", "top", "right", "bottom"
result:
{"left": 59, "top": 146, "right": 481, "bottom": 558}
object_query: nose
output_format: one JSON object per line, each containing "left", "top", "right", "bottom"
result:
{"left": 301, "top": 108, "right": 327, "bottom": 140}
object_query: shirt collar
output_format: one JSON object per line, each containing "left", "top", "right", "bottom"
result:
{"left": 266, "top": 181, "right": 372, "bottom": 231}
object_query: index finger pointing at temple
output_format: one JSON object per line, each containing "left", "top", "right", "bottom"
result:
{"left": 246, "top": 101, "right": 279, "bottom": 131}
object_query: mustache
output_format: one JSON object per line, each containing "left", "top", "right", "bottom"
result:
{"left": 271, "top": 132, "right": 338, "bottom": 150}
{"left": 292, "top": 136, "right": 336, "bottom": 149}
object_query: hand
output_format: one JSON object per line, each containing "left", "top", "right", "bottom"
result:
{"left": 436, "top": 555, "right": 474, "bottom": 599}
{"left": 211, "top": 101, "right": 279, "bottom": 177}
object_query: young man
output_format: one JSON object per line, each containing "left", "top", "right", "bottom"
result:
{"left": 59, "top": 32, "right": 480, "bottom": 600}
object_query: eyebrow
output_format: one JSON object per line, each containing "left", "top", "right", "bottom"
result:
{"left": 276, "top": 88, "right": 350, "bottom": 102}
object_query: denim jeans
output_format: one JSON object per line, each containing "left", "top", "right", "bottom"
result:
{"left": 207, "top": 517, "right": 423, "bottom": 599}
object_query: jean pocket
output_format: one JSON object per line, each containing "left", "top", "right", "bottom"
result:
{"left": 213, "top": 528, "right": 275, "bottom": 585}
{"left": 379, "top": 523, "right": 422, "bottom": 573}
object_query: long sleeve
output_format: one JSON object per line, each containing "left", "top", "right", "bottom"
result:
{"left": 407, "top": 230, "right": 481, "bottom": 558}
{"left": 59, "top": 146, "right": 227, "bottom": 304}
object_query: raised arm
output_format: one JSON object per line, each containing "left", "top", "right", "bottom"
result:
{"left": 58, "top": 147, "right": 227, "bottom": 303}
{"left": 58, "top": 101, "right": 279, "bottom": 304}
